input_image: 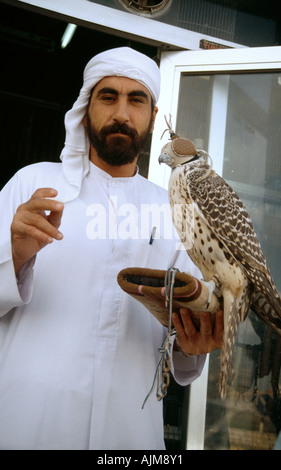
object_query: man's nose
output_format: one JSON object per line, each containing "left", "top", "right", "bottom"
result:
{"left": 112, "top": 99, "right": 130, "bottom": 124}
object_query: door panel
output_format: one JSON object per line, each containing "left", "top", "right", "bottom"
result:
{"left": 150, "top": 46, "right": 281, "bottom": 450}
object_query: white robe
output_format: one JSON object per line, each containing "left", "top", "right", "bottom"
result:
{"left": 0, "top": 161, "right": 205, "bottom": 450}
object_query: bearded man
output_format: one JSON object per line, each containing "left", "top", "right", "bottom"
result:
{"left": 0, "top": 47, "right": 223, "bottom": 450}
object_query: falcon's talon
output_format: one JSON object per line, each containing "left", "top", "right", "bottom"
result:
{"left": 212, "top": 275, "right": 222, "bottom": 298}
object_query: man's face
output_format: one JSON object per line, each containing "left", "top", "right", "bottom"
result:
{"left": 84, "top": 76, "right": 158, "bottom": 167}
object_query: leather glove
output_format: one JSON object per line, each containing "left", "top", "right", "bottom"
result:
{"left": 117, "top": 267, "right": 221, "bottom": 328}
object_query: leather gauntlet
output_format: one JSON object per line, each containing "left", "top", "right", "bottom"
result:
{"left": 117, "top": 267, "right": 221, "bottom": 328}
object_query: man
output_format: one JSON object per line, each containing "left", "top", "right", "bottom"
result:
{"left": 0, "top": 47, "right": 223, "bottom": 450}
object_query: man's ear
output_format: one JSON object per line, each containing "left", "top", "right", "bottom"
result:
{"left": 82, "top": 114, "right": 88, "bottom": 128}
{"left": 150, "top": 106, "right": 158, "bottom": 133}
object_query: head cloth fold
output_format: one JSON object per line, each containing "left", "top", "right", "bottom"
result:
{"left": 58, "top": 47, "right": 161, "bottom": 202}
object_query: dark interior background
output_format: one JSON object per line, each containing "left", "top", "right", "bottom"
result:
{"left": 1, "top": 0, "right": 281, "bottom": 189}
{"left": 0, "top": 1, "right": 158, "bottom": 188}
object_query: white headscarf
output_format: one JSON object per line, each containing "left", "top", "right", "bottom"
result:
{"left": 58, "top": 47, "right": 161, "bottom": 202}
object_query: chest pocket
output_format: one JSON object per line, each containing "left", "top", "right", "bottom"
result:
{"left": 121, "top": 225, "right": 177, "bottom": 270}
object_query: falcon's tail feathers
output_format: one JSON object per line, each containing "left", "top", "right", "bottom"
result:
{"left": 219, "top": 300, "right": 240, "bottom": 398}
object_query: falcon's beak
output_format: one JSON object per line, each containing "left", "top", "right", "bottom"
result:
{"left": 158, "top": 152, "right": 174, "bottom": 166}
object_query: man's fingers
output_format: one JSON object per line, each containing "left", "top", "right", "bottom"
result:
{"left": 213, "top": 310, "right": 224, "bottom": 346}
{"left": 30, "top": 188, "right": 58, "bottom": 199}
{"left": 12, "top": 188, "right": 64, "bottom": 242}
{"left": 198, "top": 312, "right": 213, "bottom": 336}
{"left": 173, "top": 309, "right": 199, "bottom": 354}
{"left": 179, "top": 308, "right": 198, "bottom": 335}
{"left": 13, "top": 212, "right": 63, "bottom": 242}
{"left": 20, "top": 197, "right": 64, "bottom": 214}
{"left": 13, "top": 219, "right": 54, "bottom": 245}
{"left": 172, "top": 312, "right": 184, "bottom": 337}
{"left": 173, "top": 308, "right": 224, "bottom": 355}
{"left": 27, "top": 188, "right": 64, "bottom": 218}
{"left": 214, "top": 309, "right": 224, "bottom": 329}
{"left": 172, "top": 309, "right": 197, "bottom": 341}
{"left": 47, "top": 207, "right": 64, "bottom": 231}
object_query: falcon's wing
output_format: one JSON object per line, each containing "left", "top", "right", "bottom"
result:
{"left": 187, "top": 170, "right": 281, "bottom": 314}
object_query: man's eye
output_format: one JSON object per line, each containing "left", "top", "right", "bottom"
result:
{"left": 101, "top": 96, "right": 115, "bottom": 101}
{"left": 131, "top": 98, "right": 144, "bottom": 104}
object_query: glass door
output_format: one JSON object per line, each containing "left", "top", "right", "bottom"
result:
{"left": 149, "top": 46, "right": 281, "bottom": 450}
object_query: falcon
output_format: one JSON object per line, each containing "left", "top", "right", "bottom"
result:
{"left": 159, "top": 117, "right": 281, "bottom": 397}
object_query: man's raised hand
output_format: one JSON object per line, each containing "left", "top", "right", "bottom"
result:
{"left": 11, "top": 188, "right": 64, "bottom": 275}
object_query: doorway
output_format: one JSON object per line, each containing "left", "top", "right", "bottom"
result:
{"left": 0, "top": 2, "right": 158, "bottom": 189}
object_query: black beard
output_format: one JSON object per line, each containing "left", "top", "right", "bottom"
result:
{"left": 86, "top": 115, "right": 152, "bottom": 167}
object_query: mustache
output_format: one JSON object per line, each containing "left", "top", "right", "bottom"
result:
{"left": 100, "top": 122, "right": 138, "bottom": 139}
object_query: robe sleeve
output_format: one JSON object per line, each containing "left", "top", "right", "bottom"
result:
{"left": 0, "top": 241, "right": 35, "bottom": 318}
{"left": 0, "top": 171, "right": 35, "bottom": 318}
{"left": 169, "top": 334, "right": 206, "bottom": 385}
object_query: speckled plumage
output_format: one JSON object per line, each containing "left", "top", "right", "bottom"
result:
{"left": 159, "top": 132, "right": 281, "bottom": 397}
